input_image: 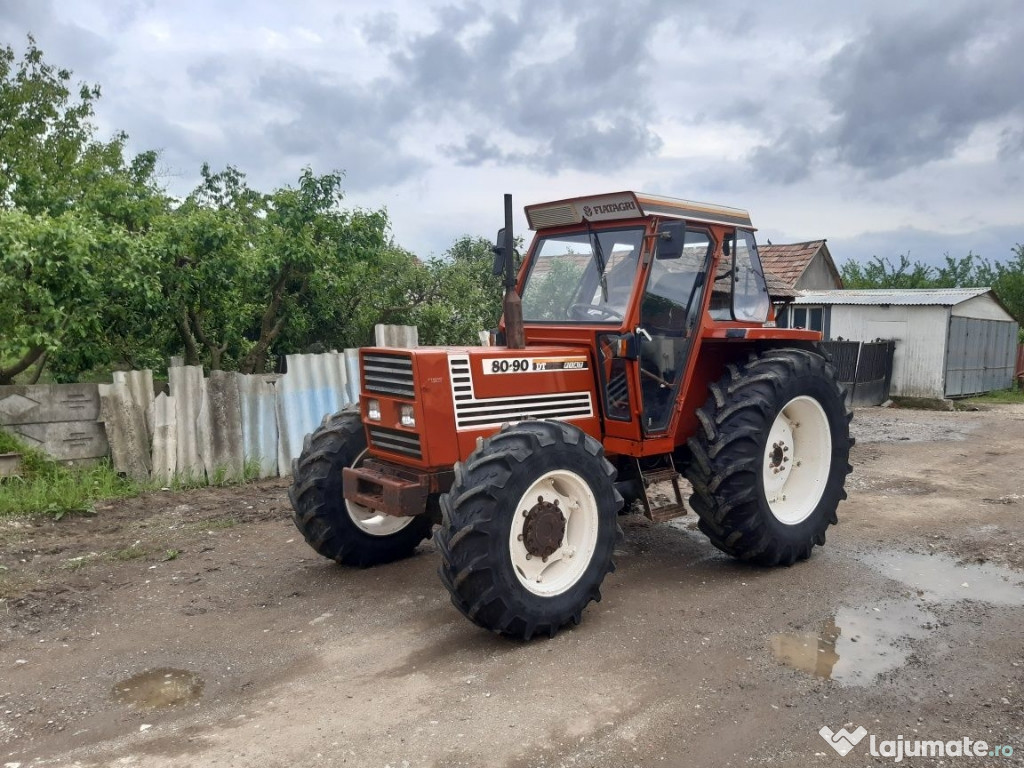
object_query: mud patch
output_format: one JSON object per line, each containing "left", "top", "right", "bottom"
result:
{"left": 862, "top": 550, "right": 1024, "bottom": 606}
{"left": 113, "top": 668, "right": 204, "bottom": 709}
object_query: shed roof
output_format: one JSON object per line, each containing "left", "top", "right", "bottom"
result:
{"left": 758, "top": 240, "right": 829, "bottom": 287}
{"left": 792, "top": 288, "right": 991, "bottom": 306}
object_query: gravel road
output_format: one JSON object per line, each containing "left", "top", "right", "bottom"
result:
{"left": 1, "top": 404, "right": 1022, "bottom": 767}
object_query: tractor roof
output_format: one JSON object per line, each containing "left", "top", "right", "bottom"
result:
{"left": 524, "top": 191, "right": 752, "bottom": 231}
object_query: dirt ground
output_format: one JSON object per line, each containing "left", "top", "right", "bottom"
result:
{"left": 1, "top": 405, "right": 1023, "bottom": 767}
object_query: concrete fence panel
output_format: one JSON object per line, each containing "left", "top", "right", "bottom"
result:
{"left": 150, "top": 393, "right": 177, "bottom": 485}
{"left": 99, "top": 381, "right": 151, "bottom": 480}
{"left": 0, "top": 383, "right": 108, "bottom": 462}
{"left": 200, "top": 370, "right": 245, "bottom": 483}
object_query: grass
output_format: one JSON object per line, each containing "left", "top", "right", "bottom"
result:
{"left": 0, "top": 429, "right": 266, "bottom": 519}
{"left": 961, "top": 387, "right": 1024, "bottom": 405}
{"left": 0, "top": 431, "right": 140, "bottom": 518}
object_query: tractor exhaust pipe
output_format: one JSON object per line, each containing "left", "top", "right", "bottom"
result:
{"left": 500, "top": 194, "right": 525, "bottom": 349}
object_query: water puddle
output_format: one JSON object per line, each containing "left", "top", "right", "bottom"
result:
{"left": 861, "top": 550, "right": 1024, "bottom": 606}
{"left": 772, "top": 550, "right": 1024, "bottom": 684}
{"left": 770, "top": 599, "right": 935, "bottom": 685}
{"left": 113, "top": 668, "right": 204, "bottom": 709}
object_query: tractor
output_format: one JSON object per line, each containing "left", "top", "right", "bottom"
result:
{"left": 288, "top": 191, "right": 852, "bottom": 639}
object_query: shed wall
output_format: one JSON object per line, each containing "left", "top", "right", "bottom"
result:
{"left": 950, "top": 294, "right": 1015, "bottom": 322}
{"left": 829, "top": 305, "right": 949, "bottom": 398}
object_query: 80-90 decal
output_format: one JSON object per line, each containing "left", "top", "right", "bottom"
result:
{"left": 482, "top": 356, "right": 589, "bottom": 374}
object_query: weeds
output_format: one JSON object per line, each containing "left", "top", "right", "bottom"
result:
{"left": 0, "top": 431, "right": 139, "bottom": 518}
{"left": 962, "top": 387, "right": 1024, "bottom": 405}
{"left": 0, "top": 429, "right": 268, "bottom": 519}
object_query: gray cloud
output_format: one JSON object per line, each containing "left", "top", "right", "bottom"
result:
{"left": 750, "top": 1, "right": 1024, "bottom": 182}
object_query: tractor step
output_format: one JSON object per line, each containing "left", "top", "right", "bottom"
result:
{"left": 637, "top": 461, "right": 688, "bottom": 523}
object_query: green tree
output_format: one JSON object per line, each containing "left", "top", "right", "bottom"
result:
{"left": 412, "top": 236, "right": 505, "bottom": 345}
{"left": 0, "top": 211, "right": 99, "bottom": 383}
{"left": 0, "top": 38, "right": 169, "bottom": 382}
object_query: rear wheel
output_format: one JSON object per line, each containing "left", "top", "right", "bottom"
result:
{"left": 684, "top": 347, "right": 852, "bottom": 566}
{"left": 436, "top": 421, "right": 622, "bottom": 639}
{"left": 288, "top": 409, "right": 433, "bottom": 566}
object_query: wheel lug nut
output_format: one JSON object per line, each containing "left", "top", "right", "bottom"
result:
{"left": 517, "top": 534, "right": 523, "bottom": 542}
{"left": 525, "top": 553, "right": 532, "bottom": 560}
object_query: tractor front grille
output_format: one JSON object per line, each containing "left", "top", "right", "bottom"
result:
{"left": 366, "top": 426, "right": 422, "bottom": 459}
{"left": 363, "top": 353, "right": 415, "bottom": 398}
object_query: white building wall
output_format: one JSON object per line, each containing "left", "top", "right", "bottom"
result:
{"left": 829, "top": 305, "right": 949, "bottom": 398}
{"left": 950, "top": 294, "right": 1015, "bottom": 321}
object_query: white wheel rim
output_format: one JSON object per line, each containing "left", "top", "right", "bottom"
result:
{"left": 345, "top": 450, "right": 416, "bottom": 536}
{"left": 508, "top": 469, "right": 600, "bottom": 597}
{"left": 762, "top": 396, "right": 832, "bottom": 525}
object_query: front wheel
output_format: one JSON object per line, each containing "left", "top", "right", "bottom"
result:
{"left": 288, "top": 409, "right": 433, "bottom": 567}
{"left": 436, "top": 421, "right": 622, "bottom": 639}
{"left": 684, "top": 347, "right": 852, "bottom": 566}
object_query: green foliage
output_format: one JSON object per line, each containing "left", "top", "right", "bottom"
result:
{"left": 0, "top": 39, "right": 512, "bottom": 383}
{"left": 840, "top": 247, "right": 1024, "bottom": 324}
{"left": 412, "top": 236, "right": 505, "bottom": 344}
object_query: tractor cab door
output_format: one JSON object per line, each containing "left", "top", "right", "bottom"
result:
{"left": 636, "top": 226, "right": 713, "bottom": 434}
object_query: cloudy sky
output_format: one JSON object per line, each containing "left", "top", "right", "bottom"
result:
{"left": 2, "top": 0, "right": 1023, "bottom": 267}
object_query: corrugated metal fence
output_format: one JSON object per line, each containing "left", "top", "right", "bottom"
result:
{"left": 4, "top": 324, "right": 417, "bottom": 483}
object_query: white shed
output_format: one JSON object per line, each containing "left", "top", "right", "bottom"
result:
{"left": 780, "top": 288, "right": 1019, "bottom": 398}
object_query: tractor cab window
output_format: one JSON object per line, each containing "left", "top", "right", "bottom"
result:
{"left": 709, "top": 230, "right": 770, "bottom": 322}
{"left": 521, "top": 227, "right": 644, "bottom": 324}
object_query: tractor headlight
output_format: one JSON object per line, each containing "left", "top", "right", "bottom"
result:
{"left": 399, "top": 404, "right": 416, "bottom": 428}
{"left": 367, "top": 399, "right": 381, "bottom": 421}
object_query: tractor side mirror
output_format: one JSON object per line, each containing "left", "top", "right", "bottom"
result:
{"left": 656, "top": 222, "right": 685, "bottom": 260}
{"left": 492, "top": 228, "right": 506, "bottom": 276}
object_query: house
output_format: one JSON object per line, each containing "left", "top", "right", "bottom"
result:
{"left": 759, "top": 240, "right": 843, "bottom": 325}
{"left": 790, "top": 288, "right": 1019, "bottom": 398}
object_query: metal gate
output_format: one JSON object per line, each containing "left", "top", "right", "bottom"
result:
{"left": 820, "top": 340, "right": 896, "bottom": 406}
{"left": 944, "top": 318, "right": 1019, "bottom": 397}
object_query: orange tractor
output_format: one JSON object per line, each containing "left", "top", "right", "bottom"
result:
{"left": 289, "top": 192, "right": 852, "bottom": 639}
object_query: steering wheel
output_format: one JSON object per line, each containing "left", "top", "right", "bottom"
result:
{"left": 566, "top": 303, "right": 623, "bottom": 322}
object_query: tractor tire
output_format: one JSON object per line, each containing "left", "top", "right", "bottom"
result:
{"left": 684, "top": 347, "right": 852, "bottom": 566}
{"left": 288, "top": 409, "right": 433, "bottom": 567}
{"left": 436, "top": 421, "right": 622, "bottom": 640}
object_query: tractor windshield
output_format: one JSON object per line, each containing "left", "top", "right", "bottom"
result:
{"left": 520, "top": 227, "right": 644, "bottom": 324}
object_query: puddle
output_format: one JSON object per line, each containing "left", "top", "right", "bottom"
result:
{"left": 773, "top": 551, "right": 1024, "bottom": 684}
{"left": 770, "top": 599, "right": 935, "bottom": 685}
{"left": 861, "top": 550, "right": 1024, "bottom": 606}
{"left": 113, "top": 668, "right": 204, "bottom": 709}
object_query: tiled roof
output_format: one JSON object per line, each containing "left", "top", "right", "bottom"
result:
{"left": 758, "top": 240, "right": 827, "bottom": 287}
{"left": 764, "top": 270, "right": 800, "bottom": 299}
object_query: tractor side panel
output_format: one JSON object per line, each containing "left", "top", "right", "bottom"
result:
{"left": 450, "top": 347, "right": 602, "bottom": 459}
